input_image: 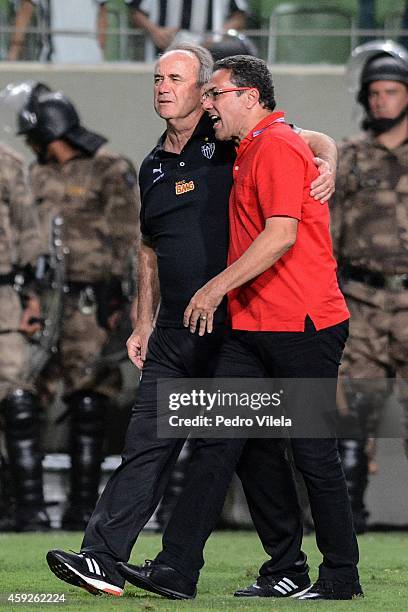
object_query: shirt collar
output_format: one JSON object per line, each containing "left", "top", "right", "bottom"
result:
{"left": 152, "top": 113, "right": 214, "bottom": 159}
{"left": 236, "top": 111, "right": 286, "bottom": 158}
{"left": 243, "top": 111, "right": 286, "bottom": 143}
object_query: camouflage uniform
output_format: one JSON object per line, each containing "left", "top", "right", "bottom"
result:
{"left": 332, "top": 132, "right": 408, "bottom": 529}
{"left": 29, "top": 146, "right": 139, "bottom": 529}
{"left": 0, "top": 143, "right": 43, "bottom": 401}
{"left": 30, "top": 147, "right": 140, "bottom": 398}
{"left": 0, "top": 142, "right": 50, "bottom": 531}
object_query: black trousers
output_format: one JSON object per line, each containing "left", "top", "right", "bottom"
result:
{"left": 81, "top": 325, "right": 226, "bottom": 586}
{"left": 156, "top": 317, "right": 360, "bottom": 584}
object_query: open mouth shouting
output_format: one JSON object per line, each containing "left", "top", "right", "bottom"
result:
{"left": 209, "top": 113, "right": 221, "bottom": 129}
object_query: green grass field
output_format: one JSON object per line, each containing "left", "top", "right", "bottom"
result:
{"left": 0, "top": 531, "right": 407, "bottom": 612}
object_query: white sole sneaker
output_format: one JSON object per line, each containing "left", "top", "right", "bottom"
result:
{"left": 46, "top": 550, "right": 123, "bottom": 597}
{"left": 290, "top": 585, "right": 313, "bottom": 598}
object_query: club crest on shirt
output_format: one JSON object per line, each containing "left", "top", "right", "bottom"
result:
{"left": 175, "top": 180, "right": 195, "bottom": 195}
{"left": 201, "top": 142, "right": 215, "bottom": 159}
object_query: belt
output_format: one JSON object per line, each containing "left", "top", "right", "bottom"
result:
{"left": 0, "top": 273, "right": 15, "bottom": 287}
{"left": 343, "top": 264, "right": 408, "bottom": 291}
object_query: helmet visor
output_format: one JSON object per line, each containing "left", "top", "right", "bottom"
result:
{"left": 347, "top": 39, "right": 408, "bottom": 93}
{"left": 0, "top": 81, "right": 51, "bottom": 136}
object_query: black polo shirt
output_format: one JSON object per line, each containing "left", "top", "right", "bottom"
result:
{"left": 139, "top": 113, "right": 236, "bottom": 328}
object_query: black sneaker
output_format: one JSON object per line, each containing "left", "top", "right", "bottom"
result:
{"left": 298, "top": 578, "right": 364, "bottom": 600}
{"left": 46, "top": 549, "right": 123, "bottom": 597}
{"left": 116, "top": 559, "right": 196, "bottom": 600}
{"left": 234, "top": 571, "right": 312, "bottom": 598}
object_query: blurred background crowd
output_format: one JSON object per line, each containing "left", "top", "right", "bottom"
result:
{"left": 0, "top": 1, "right": 408, "bottom": 64}
{"left": 0, "top": 0, "right": 407, "bottom": 536}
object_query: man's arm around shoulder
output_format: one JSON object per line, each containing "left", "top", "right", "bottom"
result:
{"left": 299, "top": 129, "right": 337, "bottom": 203}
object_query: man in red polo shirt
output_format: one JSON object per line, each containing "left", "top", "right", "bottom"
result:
{"left": 186, "top": 54, "right": 360, "bottom": 600}
{"left": 117, "top": 56, "right": 363, "bottom": 601}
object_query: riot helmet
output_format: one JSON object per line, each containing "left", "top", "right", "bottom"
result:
{"left": 346, "top": 40, "right": 408, "bottom": 133}
{"left": 205, "top": 32, "right": 257, "bottom": 61}
{"left": 347, "top": 40, "right": 408, "bottom": 96}
{"left": 358, "top": 53, "right": 408, "bottom": 109}
{"left": 17, "top": 91, "right": 107, "bottom": 155}
{"left": 169, "top": 29, "right": 257, "bottom": 61}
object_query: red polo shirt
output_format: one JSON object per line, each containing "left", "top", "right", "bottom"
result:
{"left": 227, "top": 111, "right": 349, "bottom": 331}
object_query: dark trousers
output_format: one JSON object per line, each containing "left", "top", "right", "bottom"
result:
{"left": 80, "top": 325, "right": 226, "bottom": 586}
{"left": 157, "top": 318, "right": 359, "bottom": 584}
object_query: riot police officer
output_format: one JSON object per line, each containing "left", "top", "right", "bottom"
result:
{"left": 16, "top": 87, "right": 140, "bottom": 530}
{"left": 333, "top": 40, "right": 408, "bottom": 533}
{"left": 0, "top": 141, "right": 50, "bottom": 531}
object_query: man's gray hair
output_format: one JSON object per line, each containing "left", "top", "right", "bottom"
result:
{"left": 164, "top": 42, "right": 214, "bottom": 87}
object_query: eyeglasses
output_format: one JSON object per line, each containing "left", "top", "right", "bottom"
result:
{"left": 201, "top": 87, "right": 253, "bottom": 102}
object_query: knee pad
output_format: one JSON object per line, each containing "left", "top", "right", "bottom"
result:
{"left": 2, "top": 390, "right": 41, "bottom": 441}
{"left": 66, "top": 392, "right": 108, "bottom": 436}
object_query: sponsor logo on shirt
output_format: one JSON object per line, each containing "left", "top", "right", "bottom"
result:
{"left": 201, "top": 142, "right": 215, "bottom": 159}
{"left": 175, "top": 180, "right": 195, "bottom": 195}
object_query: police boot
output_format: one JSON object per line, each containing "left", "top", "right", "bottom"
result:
{"left": 2, "top": 390, "right": 50, "bottom": 532}
{"left": 0, "top": 454, "right": 15, "bottom": 532}
{"left": 337, "top": 387, "right": 384, "bottom": 534}
{"left": 61, "top": 392, "right": 108, "bottom": 531}
{"left": 156, "top": 440, "right": 194, "bottom": 531}
{"left": 338, "top": 438, "right": 369, "bottom": 534}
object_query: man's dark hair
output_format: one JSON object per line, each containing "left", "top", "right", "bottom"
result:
{"left": 214, "top": 55, "right": 276, "bottom": 111}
